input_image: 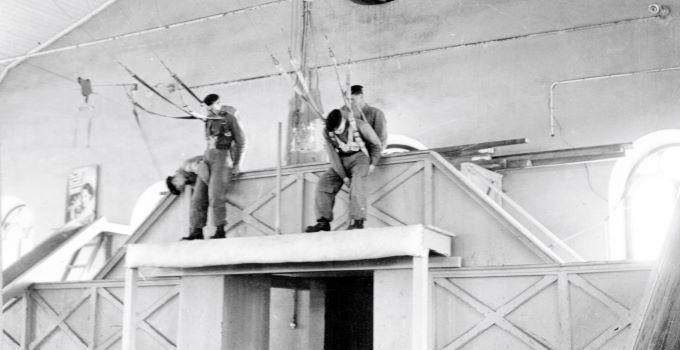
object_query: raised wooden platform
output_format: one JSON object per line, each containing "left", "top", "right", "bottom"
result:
{"left": 121, "top": 224, "right": 456, "bottom": 350}
{"left": 125, "top": 224, "right": 455, "bottom": 269}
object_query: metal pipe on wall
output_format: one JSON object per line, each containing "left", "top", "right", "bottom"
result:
{"left": 549, "top": 64, "right": 680, "bottom": 137}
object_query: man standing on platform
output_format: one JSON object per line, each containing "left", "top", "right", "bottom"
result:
{"left": 350, "top": 85, "right": 387, "bottom": 148}
{"left": 305, "top": 108, "right": 382, "bottom": 232}
{"left": 177, "top": 93, "right": 246, "bottom": 240}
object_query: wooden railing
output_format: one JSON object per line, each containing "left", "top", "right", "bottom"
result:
{"left": 459, "top": 160, "right": 584, "bottom": 262}
{"left": 432, "top": 262, "right": 651, "bottom": 350}
{"left": 2, "top": 278, "right": 180, "bottom": 350}
{"left": 96, "top": 150, "right": 584, "bottom": 280}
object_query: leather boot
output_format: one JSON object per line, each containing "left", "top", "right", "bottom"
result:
{"left": 210, "top": 225, "right": 226, "bottom": 239}
{"left": 305, "top": 218, "right": 331, "bottom": 232}
{"left": 347, "top": 219, "right": 364, "bottom": 230}
{"left": 181, "top": 228, "right": 204, "bottom": 240}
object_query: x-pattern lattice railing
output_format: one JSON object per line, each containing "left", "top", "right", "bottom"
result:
{"left": 224, "top": 158, "right": 428, "bottom": 234}
{"left": 24, "top": 282, "right": 179, "bottom": 350}
{"left": 216, "top": 151, "right": 575, "bottom": 264}
{"left": 434, "top": 270, "right": 639, "bottom": 350}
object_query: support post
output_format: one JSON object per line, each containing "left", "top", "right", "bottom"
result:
{"left": 121, "top": 268, "right": 138, "bottom": 350}
{"left": 308, "top": 281, "right": 325, "bottom": 349}
{"left": 223, "top": 275, "right": 271, "bottom": 350}
{"left": 423, "top": 159, "right": 433, "bottom": 225}
{"left": 276, "top": 122, "right": 283, "bottom": 234}
{"left": 412, "top": 249, "right": 429, "bottom": 350}
{"left": 21, "top": 290, "right": 31, "bottom": 350}
{"left": 557, "top": 272, "right": 572, "bottom": 350}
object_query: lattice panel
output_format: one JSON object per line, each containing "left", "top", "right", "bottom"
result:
{"left": 222, "top": 157, "right": 432, "bottom": 236}
{"left": 433, "top": 267, "right": 650, "bottom": 350}
{"left": 18, "top": 282, "right": 179, "bottom": 350}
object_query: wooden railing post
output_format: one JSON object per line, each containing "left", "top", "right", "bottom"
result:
{"left": 121, "top": 268, "right": 138, "bottom": 350}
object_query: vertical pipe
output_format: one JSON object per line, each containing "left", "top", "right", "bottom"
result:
{"left": 276, "top": 122, "right": 283, "bottom": 234}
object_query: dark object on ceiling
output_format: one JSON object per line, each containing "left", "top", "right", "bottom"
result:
{"left": 350, "top": 0, "right": 395, "bottom": 5}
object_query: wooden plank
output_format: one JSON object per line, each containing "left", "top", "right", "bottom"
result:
{"left": 374, "top": 269, "right": 412, "bottom": 349}
{"left": 412, "top": 251, "right": 429, "bottom": 350}
{"left": 223, "top": 276, "right": 271, "bottom": 350}
{"left": 423, "top": 159, "right": 433, "bottom": 226}
{"left": 177, "top": 276, "right": 225, "bottom": 350}
{"left": 474, "top": 143, "right": 630, "bottom": 170}
{"left": 297, "top": 173, "right": 305, "bottom": 232}
{"left": 223, "top": 175, "right": 297, "bottom": 234}
{"left": 29, "top": 290, "right": 89, "bottom": 350}
{"left": 432, "top": 138, "right": 528, "bottom": 156}
{"left": 31, "top": 278, "right": 180, "bottom": 290}
{"left": 143, "top": 256, "right": 462, "bottom": 278}
{"left": 88, "top": 287, "right": 97, "bottom": 350}
{"left": 436, "top": 275, "right": 556, "bottom": 350}
{"left": 308, "top": 281, "right": 325, "bottom": 350}
{"left": 582, "top": 319, "right": 631, "bottom": 350}
{"left": 430, "top": 261, "right": 651, "bottom": 278}
{"left": 121, "top": 268, "right": 138, "bottom": 350}
{"left": 481, "top": 152, "right": 626, "bottom": 170}
{"left": 462, "top": 163, "right": 584, "bottom": 262}
{"left": 557, "top": 273, "right": 572, "bottom": 350}
{"left": 491, "top": 143, "right": 630, "bottom": 161}
{"left": 568, "top": 274, "right": 632, "bottom": 318}
{"left": 135, "top": 286, "right": 178, "bottom": 349}
{"left": 94, "top": 196, "right": 177, "bottom": 280}
{"left": 96, "top": 283, "right": 172, "bottom": 350}
{"left": 430, "top": 154, "right": 563, "bottom": 264}
{"left": 21, "top": 291, "right": 31, "bottom": 350}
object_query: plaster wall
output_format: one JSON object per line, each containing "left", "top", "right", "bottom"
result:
{"left": 1, "top": 0, "right": 679, "bottom": 247}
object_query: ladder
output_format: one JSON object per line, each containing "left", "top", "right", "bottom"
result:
{"left": 61, "top": 232, "right": 112, "bottom": 281}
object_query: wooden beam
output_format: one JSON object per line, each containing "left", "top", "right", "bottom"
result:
{"left": 631, "top": 196, "right": 680, "bottom": 349}
{"left": 432, "top": 138, "right": 528, "bottom": 157}
{"left": 411, "top": 250, "right": 429, "bottom": 350}
{"left": 121, "top": 268, "right": 138, "bottom": 350}
{"left": 308, "top": 281, "right": 325, "bottom": 349}
{"left": 473, "top": 143, "right": 631, "bottom": 170}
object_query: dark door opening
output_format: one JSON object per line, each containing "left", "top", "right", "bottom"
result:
{"left": 324, "top": 276, "right": 373, "bottom": 350}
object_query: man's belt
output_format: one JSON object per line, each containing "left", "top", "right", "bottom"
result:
{"left": 338, "top": 150, "right": 361, "bottom": 157}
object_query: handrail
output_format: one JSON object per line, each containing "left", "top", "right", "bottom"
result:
{"left": 428, "top": 151, "right": 565, "bottom": 264}
{"left": 462, "top": 162, "right": 585, "bottom": 262}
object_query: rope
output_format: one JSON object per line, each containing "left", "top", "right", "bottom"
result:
{"left": 116, "top": 61, "right": 193, "bottom": 116}
{"left": 244, "top": 5, "right": 324, "bottom": 118}
{"left": 324, "top": 35, "right": 368, "bottom": 157}
{"left": 156, "top": 55, "right": 204, "bottom": 105}
{"left": 125, "top": 88, "right": 164, "bottom": 177}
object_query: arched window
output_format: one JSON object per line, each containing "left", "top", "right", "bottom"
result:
{"left": 1, "top": 196, "right": 34, "bottom": 265}
{"left": 609, "top": 130, "right": 680, "bottom": 260}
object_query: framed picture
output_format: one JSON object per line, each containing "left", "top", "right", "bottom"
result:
{"left": 65, "top": 165, "right": 98, "bottom": 224}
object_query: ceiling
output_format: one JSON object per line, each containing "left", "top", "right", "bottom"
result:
{"left": 0, "top": 0, "right": 109, "bottom": 61}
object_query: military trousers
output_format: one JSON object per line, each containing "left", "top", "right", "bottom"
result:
{"left": 190, "top": 148, "right": 232, "bottom": 228}
{"left": 315, "top": 152, "right": 370, "bottom": 221}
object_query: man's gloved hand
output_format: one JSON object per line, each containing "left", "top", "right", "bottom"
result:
{"left": 231, "top": 165, "right": 240, "bottom": 176}
{"left": 343, "top": 177, "right": 350, "bottom": 185}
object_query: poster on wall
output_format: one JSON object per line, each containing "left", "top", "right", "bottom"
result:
{"left": 65, "top": 165, "right": 98, "bottom": 224}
